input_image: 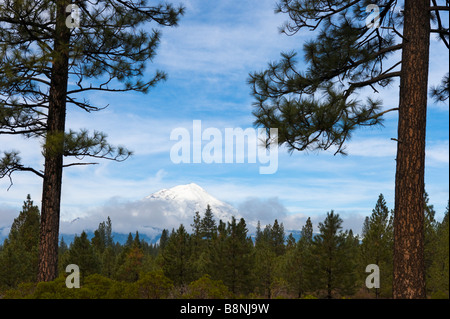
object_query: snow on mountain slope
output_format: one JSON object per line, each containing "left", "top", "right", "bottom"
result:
{"left": 144, "top": 183, "right": 238, "bottom": 222}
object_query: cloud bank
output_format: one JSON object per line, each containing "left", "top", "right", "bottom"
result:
{"left": 57, "top": 195, "right": 365, "bottom": 238}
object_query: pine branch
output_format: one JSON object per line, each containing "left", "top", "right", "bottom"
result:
{"left": 62, "top": 129, "right": 133, "bottom": 162}
{"left": 430, "top": 73, "right": 449, "bottom": 102}
{"left": 0, "top": 151, "right": 44, "bottom": 190}
{"left": 65, "top": 95, "right": 107, "bottom": 113}
{"left": 431, "top": 0, "right": 450, "bottom": 49}
{"left": 0, "top": 16, "right": 54, "bottom": 34}
{"left": 277, "top": 0, "right": 361, "bottom": 34}
{"left": 0, "top": 128, "right": 46, "bottom": 135}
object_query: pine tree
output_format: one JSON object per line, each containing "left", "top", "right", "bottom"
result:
{"left": 362, "top": 216, "right": 370, "bottom": 240}
{"left": 191, "top": 211, "right": 202, "bottom": 237}
{"left": 91, "top": 217, "right": 115, "bottom": 278}
{"left": 105, "top": 217, "right": 113, "bottom": 248}
{"left": 271, "top": 219, "right": 286, "bottom": 256}
{"left": 159, "top": 229, "right": 169, "bottom": 251}
{"left": 301, "top": 217, "right": 314, "bottom": 243}
{"left": 0, "top": 0, "right": 184, "bottom": 282}
{"left": 100, "top": 246, "right": 116, "bottom": 279}
{"left": 360, "top": 194, "right": 393, "bottom": 298}
{"left": 0, "top": 194, "right": 40, "bottom": 288}
{"left": 210, "top": 217, "right": 254, "bottom": 296}
{"left": 208, "top": 220, "right": 228, "bottom": 285}
{"left": 342, "top": 229, "right": 359, "bottom": 296}
{"left": 133, "top": 231, "right": 142, "bottom": 249}
{"left": 201, "top": 205, "right": 217, "bottom": 240}
{"left": 125, "top": 233, "right": 134, "bottom": 248}
{"left": 228, "top": 217, "right": 254, "bottom": 296}
{"left": 249, "top": 0, "right": 449, "bottom": 298}
{"left": 9, "top": 194, "right": 40, "bottom": 250}
{"left": 253, "top": 219, "right": 285, "bottom": 297}
{"left": 162, "top": 224, "right": 193, "bottom": 289}
{"left": 282, "top": 217, "right": 314, "bottom": 298}
{"left": 186, "top": 206, "right": 218, "bottom": 278}
{"left": 189, "top": 211, "right": 207, "bottom": 280}
{"left": 59, "top": 237, "right": 68, "bottom": 256}
{"left": 307, "top": 211, "right": 357, "bottom": 299}
{"left": 67, "top": 231, "right": 99, "bottom": 278}
{"left": 92, "top": 222, "right": 107, "bottom": 254}
{"left": 254, "top": 223, "right": 277, "bottom": 298}
{"left": 255, "top": 220, "right": 262, "bottom": 243}
{"left": 0, "top": 242, "right": 23, "bottom": 288}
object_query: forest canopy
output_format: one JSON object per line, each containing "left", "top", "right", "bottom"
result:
{"left": 1, "top": 195, "right": 448, "bottom": 299}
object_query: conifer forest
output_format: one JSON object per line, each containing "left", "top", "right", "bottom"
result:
{"left": 0, "top": 194, "right": 448, "bottom": 299}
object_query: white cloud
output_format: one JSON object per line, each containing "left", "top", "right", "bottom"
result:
{"left": 345, "top": 137, "right": 397, "bottom": 158}
{"left": 59, "top": 167, "right": 170, "bottom": 221}
{"left": 155, "top": 0, "right": 298, "bottom": 77}
{"left": 57, "top": 192, "right": 367, "bottom": 238}
{"left": 0, "top": 204, "right": 18, "bottom": 235}
{"left": 238, "top": 197, "right": 288, "bottom": 225}
{"left": 426, "top": 140, "right": 449, "bottom": 165}
{"left": 60, "top": 197, "right": 179, "bottom": 236}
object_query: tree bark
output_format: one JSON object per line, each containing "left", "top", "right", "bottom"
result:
{"left": 38, "top": 1, "right": 71, "bottom": 282}
{"left": 393, "top": 0, "right": 430, "bottom": 299}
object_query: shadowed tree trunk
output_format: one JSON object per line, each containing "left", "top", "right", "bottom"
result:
{"left": 393, "top": 0, "right": 430, "bottom": 299}
{"left": 38, "top": 0, "right": 70, "bottom": 282}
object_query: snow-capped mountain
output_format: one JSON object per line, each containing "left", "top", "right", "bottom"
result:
{"left": 144, "top": 183, "right": 238, "bottom": 222}
{"left": 2, "top": 183, "right": 307, "bottom": 245}
{"left": 56, "top": 183, "right": 238, "bottom": 244}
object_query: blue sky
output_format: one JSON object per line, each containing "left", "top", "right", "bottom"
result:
{"left": 0, "top": 0, "right": 449, "bottom": 236}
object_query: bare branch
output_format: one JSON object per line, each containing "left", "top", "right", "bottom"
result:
{"left": 349, "top": 71, "right": 401, "bottom": 89}
{"left": 369, "top": 107, "right": 399, "bottom": 120}
{"left": 63, "top": 162, "right": 99, "bottom": 168}
{"left": 429, "top": 6, "right": 450, "bottom": 11}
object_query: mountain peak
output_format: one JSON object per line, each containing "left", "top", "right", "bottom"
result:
{"left": 144, "top": 183, "right": 237, "bottom": 221}
{"left": 170, "top": 182, "right": 208, "bottom": 195}
{"left": 146, "top": 183, "right": 207, "bottom": 200}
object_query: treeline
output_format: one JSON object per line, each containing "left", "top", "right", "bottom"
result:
{"left": 0, "top": 194, "right": 448, "bottom": 299}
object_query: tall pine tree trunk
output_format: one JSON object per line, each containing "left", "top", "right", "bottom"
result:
{"left": 38, "top": 1, "right": 70, "bottom": 282}
{"left": 393, "top": 0, "right": 430, "bottom": 299}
